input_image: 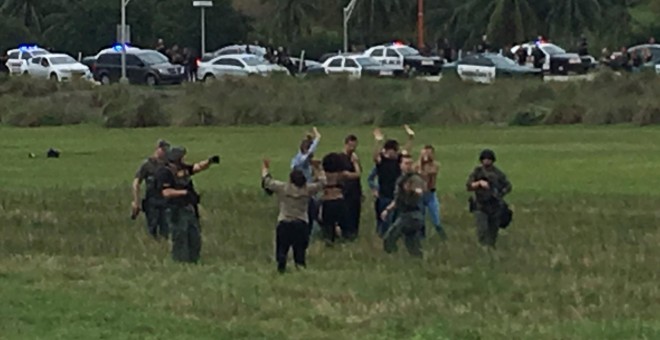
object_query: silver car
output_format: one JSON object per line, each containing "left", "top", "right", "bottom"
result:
{"left": 197, "top": 54, "right": 274, "bottom": 81}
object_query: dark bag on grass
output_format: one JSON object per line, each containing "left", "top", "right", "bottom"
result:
{"left": 499, "top": 201, "right": 513, "bottom": 229}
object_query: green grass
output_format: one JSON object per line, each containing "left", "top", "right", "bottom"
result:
{"left": 1, "top": 125, "right": 659, "bottom": 339}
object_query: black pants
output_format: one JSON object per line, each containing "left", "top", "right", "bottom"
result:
{"left": 342, "top": 195, "right": 361, "bottom": 240}
{"left": 276, "top": 220, "right": 308, "bottom": 272}
{"left": 143, "top": 199, "right": 168, "bottom": 240}
{"left": 320, "top": 199, "right": 347, "bottom": 244}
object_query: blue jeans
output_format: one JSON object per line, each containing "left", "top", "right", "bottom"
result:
{"left": 375, "top": 196, "right": 394, "bottom": 238}
{"left": 420, "top": 191, "right": 446, "bottom": 238}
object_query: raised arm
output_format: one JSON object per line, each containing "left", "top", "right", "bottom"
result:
{"left": 402, "top": 124, "right": 415, "bottom": 153}
{"left": 261, "top": 159, "right": 286, "bottom": 193}
{"left": 373, "top": 128, "right": 384, "bottom": 163}
{"left": 192, "top": 155, "right": 220, "bottom": 174}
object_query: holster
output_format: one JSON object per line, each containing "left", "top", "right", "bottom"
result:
{"left": 141, "top": 199, "right": 147, "bottom": 212}
{"left": 468, "top": 197, "right": 476, "bottom": 212}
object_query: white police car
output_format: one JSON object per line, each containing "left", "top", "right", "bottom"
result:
{"left": 5, "top": 45, "right": 49, "bottom": 75}
{"left": 511, "top": 41, "right": 591, "bottom": 75}
{"left": 363, "top": 42, "right": 442, "bottom": 75}
{"left": 26, "top": 53, "right": 92, "bottom": 82}
{"left": 306, "top": 54, "right": 402, "bottom": 79}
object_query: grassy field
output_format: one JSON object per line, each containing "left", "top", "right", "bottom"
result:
{"left": 1, "top": 125, "right": 659, "bottom": 339}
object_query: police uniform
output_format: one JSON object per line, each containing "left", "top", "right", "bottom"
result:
{"left": 156, "top": 147, "right": 202, "bottom": 263}
{"left": 466, "top": 150, "right": 512, "bottom": 248}
{"left": 383, "top": 172, "right": 426, "bottom": 257}
{"left": 135, "top": 155, "right": 169, "bottom": 239}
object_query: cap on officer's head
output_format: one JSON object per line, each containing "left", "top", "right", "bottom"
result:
{"left": 167, "top": 146, "right": 187, "bottom": 163}
{"left": 479, "top": 149, "right": 496, "bottom": 162}
{"left": 157, "top": 139, "right": 170, "bottom": 150}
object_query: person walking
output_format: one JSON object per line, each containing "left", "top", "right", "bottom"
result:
{"left": 261, "top": 159, "right": 325, "bottom": 273}
{"left": 466, "top": 149, "right": 512, "bottom": 249}
{"left": 156, "top": 147, "right": 220, "bottom": 263}
{"left": 131, "top": 139, "right": 170, "bottom": 240}
{"left": 381, "top": 153, "right": 426, "bottom": 257}
{"left": 414, "top": 145, "right": 447, "bottom": 240}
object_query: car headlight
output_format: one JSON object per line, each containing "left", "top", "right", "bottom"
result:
{"left": 569, "top": 58, "right": 581, "bottom": 64}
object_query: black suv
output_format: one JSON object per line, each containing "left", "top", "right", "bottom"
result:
{"left": 93, "top": 49, "right": 184, "bottom": 85}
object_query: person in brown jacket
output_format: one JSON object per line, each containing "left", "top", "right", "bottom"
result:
{"left": 262, "top": 159, "right": 325, "bottom": 273}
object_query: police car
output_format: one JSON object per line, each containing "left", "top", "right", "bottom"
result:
{"left": 305, "top": 54, "right": 402, "bottom": 79}
{"left": 363, "top": 42, "right": 442, "bottom": 76}
{"left": 511, "top": 41, "right": 591, "bottom": 75}
{"left": 443, "top": 53, "right": 542, "bottom": 84}
{"left": 4, "top": 45, "right": 49, "bottom": 75}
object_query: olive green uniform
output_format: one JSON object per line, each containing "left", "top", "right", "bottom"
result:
{"left": 466, "top": 165, "right": 512, "bottom": 247}
{"left": 135, "top": 157, "right": 169, "bottom": 239}
{"left": 156, "top": 163, "right": 202, "bottom": 263}
{"left": 383, "top": 173, "right": 427, "bottom": 257}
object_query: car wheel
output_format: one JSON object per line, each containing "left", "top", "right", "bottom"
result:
{"left": 50, "top": 73, "right": 59, "bottom": 82}
{"left": 146, "top": 75, "right": 157, "bottom": 86}
{"left": 203, "top": 74, "right": 215, "bottom": 82}
{"left": 100, "top": 74, "right": 111, "bottom": 85}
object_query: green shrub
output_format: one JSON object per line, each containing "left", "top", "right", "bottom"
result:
{"left": 2, "top": 73, "right": 660, "bottom": 128}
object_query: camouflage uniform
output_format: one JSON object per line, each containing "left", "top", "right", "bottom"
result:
{"left": 156, "top": 148, "right": 202, "bottom": 263}
{"left": 383, "top": 173, "right": 427, "bottom": 257}
{"left": 135, "top": 157, "right": 168, "bottom": 239}
{"left": 466, "top": 164, "right": 512, "bottom": 247}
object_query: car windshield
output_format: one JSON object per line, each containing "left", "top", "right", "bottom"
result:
{"left": 356, "top": 57, "right": 380, "bottom": 67}
{"left": 49, "top": 56, "right": 77, "bottom": 65}
{"left": 490, "top": 55, "right": 517, "bottom": 67}
{"left": 397, "top": 46, "right": 420, "bottom": 56}
{"left": 542, "top": 44, "right": 565, "bottom": 55}
{"left": 31, "top": 50, "right": 48, "bottom": 57}
{"left": 139, "top": 52, "right": 169, "bottom": 65}
{"left": 242, "top": 56, "right": 263, "bottom": 66}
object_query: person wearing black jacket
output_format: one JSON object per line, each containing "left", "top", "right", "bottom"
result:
{"left": 339, "top": 135, "right": 362, "bottom": 241}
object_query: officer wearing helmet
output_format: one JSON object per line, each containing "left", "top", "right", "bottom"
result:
{"left": 466, "top": 149, "right": 512, "bottom": 248}
{"left": 156, "top": 146, "right": 220, "bottom": 263}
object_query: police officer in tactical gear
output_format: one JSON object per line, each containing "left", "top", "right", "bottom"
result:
{"left": 466, "top": 149, "right": 512, "bottom": 248}
{"left": 156, "top": 146, "right": 220, "bottom": 263}
{"left": 380, "top": 153, "right": 426, "bottom": 257}
{"left": 132, "top": 139, "right": 170, "bottom": 239}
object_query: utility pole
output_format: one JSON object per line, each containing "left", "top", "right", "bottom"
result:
{"left": 120, "top": 0, "right": 131, "bottom": 84}
{"left": 193, "top": 1, "right": 213, "bottom": 56}
{"left": 417, "top": 0, "right": 424, "bottom": 50}
{"left": 343, "top": 0, "right": 358, "bottom": 53}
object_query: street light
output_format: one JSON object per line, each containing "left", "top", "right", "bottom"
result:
{"left": 120, "top": 0, "right": 131, "bottom": 84}
{"left": 193, "top": 1, "right": 213, "bottom": 56}
{"left": 343, "top": 0, "right": 358, "bottom": 53}
{"left": 417, "top": 0, "right": 424, "bottom": 50}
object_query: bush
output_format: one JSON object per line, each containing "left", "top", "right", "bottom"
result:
{"left": 2, "top": 73, "right": 660, "bottom": 128}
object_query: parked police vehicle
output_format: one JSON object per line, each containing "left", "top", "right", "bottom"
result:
{"left": 306, "top": 54, "right": 402, "bottom": 79}
{"left": 363, "top": 42, "right": 442, "bottom": 76}
{"left": 443, "top": 53, "right": 542, "bottom": 84}
{"left": 4, "top": 45, "right": 49, "bottom": 75}
{"left": 511, "top": 41, "right": 592, "bottom": 75}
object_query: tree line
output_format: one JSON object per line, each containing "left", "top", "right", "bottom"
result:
{"left": 1, "top": 0, "right": 660, "bottom": 59}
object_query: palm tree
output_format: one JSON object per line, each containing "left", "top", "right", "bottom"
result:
{"left": 0, "top": 0, "right": 45, "bottom": 33}
{"left": 270, "top": 0, "right": 320, "bottom": 41}
{"left": 547, "top": 0, "right": 604, "bottom": 45}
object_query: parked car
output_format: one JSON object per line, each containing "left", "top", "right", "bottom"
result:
{"left": 26, "top": 53, "right": 92, "bottom": 82}
{"left": 363, "top": 42, "right": 443, "bottom": 76}
{"left": 306, "top": 54, "right": 404, "bottom": 79}
{"left": 197, "top": 54, "right": 286, "bottom": 81}
{"left": 443, "top": 53, "right": 542, "bottom": 84}
{"left": 4, "top": 45, "right": 49, "bottom": 75}
{"left": 511, "top": 42, "right": 592, "bottom": 75}
{"left": 93, "top": 49, "right": 185, "bottom": 85}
